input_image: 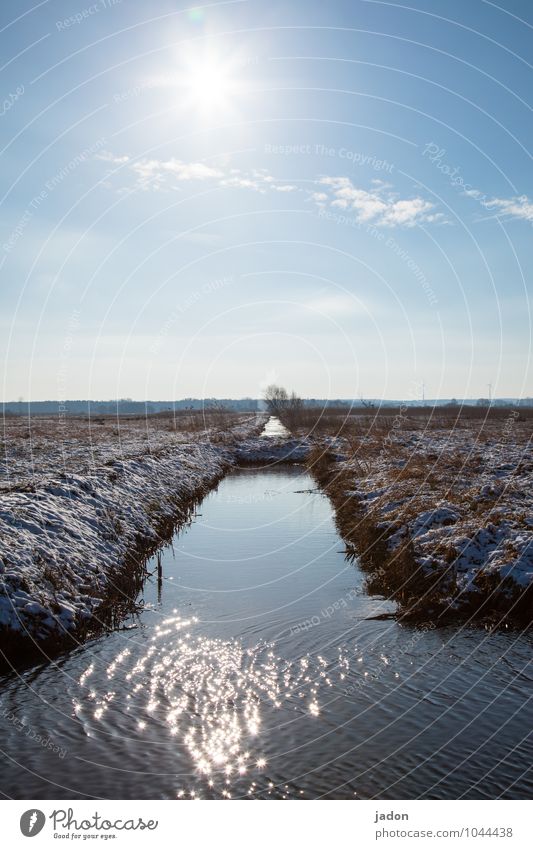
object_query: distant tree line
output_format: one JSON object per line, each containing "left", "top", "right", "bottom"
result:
{"left": 2, "top": 395, "right": 532, "bottom": 416}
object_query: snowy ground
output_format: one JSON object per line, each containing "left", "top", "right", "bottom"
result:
{"left": 0, "top": 412, "right": 269, "bottom": 648}
{"left": 234, "top": 436, "right": 309, "bottom": 463}
{"left": 2, "top": 406, "right": 529, "bottom": 648}
{"left": 305, "top": 413, "right": 533, "bottom": 615}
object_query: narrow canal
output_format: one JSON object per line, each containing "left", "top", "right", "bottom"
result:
{"left": 1, "top": 464, "right": 531, "bottom": 799}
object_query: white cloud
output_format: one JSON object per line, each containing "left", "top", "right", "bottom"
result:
{"left": 108, "top": 155, "right": 298, "bottom": 197}
{"left": 97, "top": 154, "right": 442, "bottom": 228}
{"left": 482, "top": 195, "right": 533, "bottom": 223}
{"left": 95, "top": 150, "right": 130, "bottom": 164}
{"left": 380, "top": 197, "right": 436, "bottom": 226}
{"left": 219, "top": 174, "right": 266, "bottom": 192}
{"left": 131, "top": 158, "right": 222, "bottom": 189}
{"left": 162, "top": 160, "right": 222, "bottom": 180}
{"left": 316, "top": 176, "right": 442, "bottom": 227}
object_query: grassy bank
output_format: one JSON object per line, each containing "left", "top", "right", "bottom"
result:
{"left": 280, "top": 406, "right": 533, "bottom": 623}
{"left": 0, "top": 411, "right": 267, "bottom": 666}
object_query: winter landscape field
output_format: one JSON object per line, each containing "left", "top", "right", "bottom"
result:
{"left": 1, "top": 404, "right": 532, "bottom": 805}
{"left": 1, "top": 0, "right": 532, "bottom": 828}
{"left": 2, "top": 404, "right": 531, "bottom": 663}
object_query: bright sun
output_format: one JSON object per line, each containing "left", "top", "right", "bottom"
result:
{"left": 175, "top": 49, "right": 243, "bottom": 117}
{"left": 149, "top": 45, "right": 248, "bottom": 121}
{"left": 186, "top": 59, "right": 235, "bottom": 111}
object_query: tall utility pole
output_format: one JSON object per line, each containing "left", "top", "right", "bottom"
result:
{"left": 488, "top": 382, "right": 492, "bottom": 405}
{"left": 422, "top": 382, "right": 425, "bottom": 406}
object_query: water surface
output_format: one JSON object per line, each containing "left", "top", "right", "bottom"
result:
{"left": 0, "top": 465, "right": 531, "bottom": 799}
{"left": 260, "top": 415, "right": 290, "bottom": 438}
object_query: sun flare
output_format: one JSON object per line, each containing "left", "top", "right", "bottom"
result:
{"left": 185, "top": 56, "right": 237, "bottom": 112}
{"left": 155, "top": 48, "right": 245, "bottom": 118}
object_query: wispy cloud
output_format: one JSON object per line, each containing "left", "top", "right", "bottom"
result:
{"left": 315, "top": 176, "right": 443, "bottom": 227}
{"left": 479, "top": 195, "right": 533, "bottom": 223}
{"left": 131, "top": 158, "right": 223, "bottom": 189}
{"left": 97, "top": 151, "right": 297, "bottom": 195}
{"left": 96, "top": 152, "right": 441, "bottom": 227}
{"left": 96, "top": 151, "right": 130, "bottom": 164}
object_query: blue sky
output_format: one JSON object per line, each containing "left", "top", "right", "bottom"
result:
{"left": 1, "top": 0, "right": 532, "bottom": 400}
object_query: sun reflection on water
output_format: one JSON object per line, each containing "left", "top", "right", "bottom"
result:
{"left": 75, "top": 615, "right": 352, "bottom": 798}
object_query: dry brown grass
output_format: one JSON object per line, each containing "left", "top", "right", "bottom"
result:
{"left": 301, "top": 405, "right": 533, "bottom": 622}
{"left": 278, "top": 403, "right": 533, "bottom": 441}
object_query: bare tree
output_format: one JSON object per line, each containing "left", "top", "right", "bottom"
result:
{"left": 263, "top": 384, "right": 289, "bottom": 417}
{"left": 263, "top": 384, "right": 303, "bottom": 428}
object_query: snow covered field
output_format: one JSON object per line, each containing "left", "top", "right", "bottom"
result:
{"left": 0, "top": 412, "right": 269, "bottom": 651}
{"left": 2, "top": 406, "right": 530, "bottom": 655}
{"left": 303, "top": 411, "right": 533, "bottom": 618}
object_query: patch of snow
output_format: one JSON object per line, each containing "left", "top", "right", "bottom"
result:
{"left": 0, "top": 413, "right": 268, "bottom": 644}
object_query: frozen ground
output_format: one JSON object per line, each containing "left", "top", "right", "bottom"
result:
{"left": 308, "top": 413, "right": 533, "bottom": 615}
{"left": 0, "top": 412, "right": 272, "bottom": 647}
{"left": 2, "top": 407, "right": 529, "bottom": 646}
